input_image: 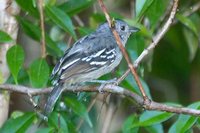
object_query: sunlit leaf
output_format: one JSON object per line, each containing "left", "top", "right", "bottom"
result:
{"left": 28, "top": 58, "right": 49, "bottom": 88}
{"left": 6, "top": 45, "right": 25, "bottom": 84}
{"left": 11, "top": 111, "right": 24, "bottom": 119}
{"left": 0, "top": 30, "right": 13, "bottom": 43}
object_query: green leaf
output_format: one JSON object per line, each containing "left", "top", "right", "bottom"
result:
{"left": 15, "top": 0, "right": 39, "bottom": 18}
{"left": 145, "top": 124, "right": 164, "bottom": 133}
{"left": 122, "top": 115, "right": 139, "bottom": 133}
{"left": 0, "top": 30, "right": 13, "bottom": 43}
{"left": 17, "top": 17, "right": 63, "bottom": 57}
{"left": 64, "top": 97, "right": 93, "bottom": 127}
{"left": 11, "top": 111, "right": 24, "bottom": 119}
{"left": 6, "top": 45, "right": 25, "bottom": 84}
{"left": 183, "top": 27, "right": 198, "bottom": 61}
{"left": 169, "top": 102, "right": 200, "bottom": 133}
{"left": 58, "top": 0, "right": 94, "bottom": 16}
{"left": 45, "top": 5, "right": 77, "bottom": 40}
{"left": 28, "top": 58, "right": 49, "bottom": 88}
{"left": 36, "top": 128, "right": 54, "bottom": 133}
{"left": 136, "top": 0, "right": 154, "bottom": 21}
{"left": 123, "top": 74, "right": 152, "bottom": 99}
{"left": 49, "top": 26, "right": 65, "bottom": 42}
{"left": 48, "top": 113, "right": 68, "bottom": 133}
{"left": 135, "top": 111, "right": 174, "bottom": 127}
{"left": 176, "top": 13, "right": 198, "bottom": 37}
{"left": 6, "top": 68, "right": 30, "bottom": 85}
{"left": 0, "top": 112, "right": 35, "bottom": 133}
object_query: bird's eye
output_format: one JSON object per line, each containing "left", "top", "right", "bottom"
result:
{"left": 120, "top": 25, "right": 125, "bottom": 31}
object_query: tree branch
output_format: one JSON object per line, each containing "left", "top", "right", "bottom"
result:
{"left": 118, "top": 0, "right": 179, "bottom": 83}
{"left": 38, "top": 0, "right": 46, "bottom": 58}
{"left": 183, "top": 1, "right": 200, "bottom": 17}
{"left": 0, "top": 84, "right": 200, "bottom": 116}
{"left": 98, "top": 0, "right": 148, "bottom": 100}
{"left": 135, "top": 0, "right": 178, "bottom": 67}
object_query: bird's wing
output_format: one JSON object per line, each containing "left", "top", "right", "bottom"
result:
{"left": 51, "top": 33, "right": 118, "bottom": 84}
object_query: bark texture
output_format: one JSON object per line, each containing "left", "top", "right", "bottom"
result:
{"left": 0, "top": 0, "right": 20, "bottom": 127}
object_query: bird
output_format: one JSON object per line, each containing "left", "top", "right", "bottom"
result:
{"left": 43, "top": 19, "right": 139, "bottom": 119}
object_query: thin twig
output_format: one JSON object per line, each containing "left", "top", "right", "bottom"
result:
{"left": 98, "top": 0, "right": 148, "bottom": 100}
{"left": 183, "top": 1, "right": 200, "bottom": 17}
{"left": 38, "top": 0, "right": 46, "bottom": 58}
{"left": 74, "top": 15, "right": 84, "bottom": 27}
{"left": 0, "top": 84, "right": 200, "bottom": 116}
{"left": 67, "top": 36, "right": 73, "bottom": 47}
{"left": 172, "top": 1, "right": 200, "bottom": 25}
{"left": 118, "top": 0, "right": 179, "bottom": 84}
{"left": 135, "top": 0, "right": 178, "bottom": 67}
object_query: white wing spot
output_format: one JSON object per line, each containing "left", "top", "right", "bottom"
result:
{"left": 107, "top": 54, "right": 115, "bottom": 59}
{"left": 106, "top": 49, "right": 115, "bottom": 54}
{"left": 90, "top": 61, "right": 107, "bottom": 65}
{"left": 86, "top": 57, "right": 92, "bottom": 62}
{"left": 82, "top": 57, "right": 88, "bottom": 61}
{"left": 62, "top": 58, "right": 80, "bottom": 69}
{"left": 91, "top": 48, "right": 106, "bottom": 57}
{"left": 100, "top": 55, "right": 107, "bottom": 58}
{"left": 82, "top": 48, "right": 106, "bottom": 62}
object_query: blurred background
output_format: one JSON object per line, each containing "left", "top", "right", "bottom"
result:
{"left": 0, "top": 0, "right": 200, "bottom": 132}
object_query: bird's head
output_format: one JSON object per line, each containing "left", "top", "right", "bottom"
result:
{"left": 97, "top": 19, "right": 140, "bottom": 45}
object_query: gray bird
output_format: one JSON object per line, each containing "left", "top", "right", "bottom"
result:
{"left": 43, "top": 19, "right": 139, "bottom": 119}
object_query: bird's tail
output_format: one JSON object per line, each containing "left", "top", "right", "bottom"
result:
{"left": 43, "top": 83, "right": 64, "bottom": 118}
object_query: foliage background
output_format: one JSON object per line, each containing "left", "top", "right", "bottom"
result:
{"left": 0, "top": 0, "right": 200, "bottom": 132}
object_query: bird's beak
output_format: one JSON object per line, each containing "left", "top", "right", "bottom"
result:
{"left": 129, "top": 26, "right": 140, "bottom": 33}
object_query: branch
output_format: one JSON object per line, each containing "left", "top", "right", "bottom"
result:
{"left": 183, "top": 1, "right": 200, "bottom": 17}
{"left": 98, "top": 0, "right": 148, "bottom": 100}
{"left": 38, "top": 0, "right": 46, "bottom": 58}
{"left": 172, "top": 1, "right": 200, "bottom": 25}
{"left": 0, "top": 84, "right": 200, "bottom": 116}
{"left": 118, "top": 0, "right": 179, "bottom": 83}
{"left": 135, "top": 0, "right": 179, "bottom": 67}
